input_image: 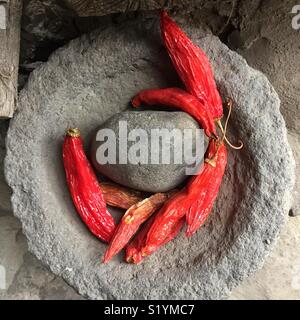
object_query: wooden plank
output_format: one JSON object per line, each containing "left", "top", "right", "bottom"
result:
{"left": 63, "top": 0, "right": 200, "bottom": 17}
{"left": 0, "top": 0, "right": 22, "bottom": 118}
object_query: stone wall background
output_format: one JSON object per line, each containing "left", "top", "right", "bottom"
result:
{"left": 1, "top": 0, "right": 300, "bottom": 299}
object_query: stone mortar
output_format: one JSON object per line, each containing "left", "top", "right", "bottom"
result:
{"left": 5, "top": 17, "right": 295, "bottom": 299}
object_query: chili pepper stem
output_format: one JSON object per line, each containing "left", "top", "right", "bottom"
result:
{"left": 66, "top": 128, "right": 81, "bottom": 138}
{"left": 216, "top": 99, "right": 244, "bottom": 150}
{"left": 217, "top": 120, "right": 243, "bottom": 150}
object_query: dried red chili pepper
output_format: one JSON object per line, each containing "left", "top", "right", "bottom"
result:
{"left": 130, "top": 86, "right": 225, "bottom": 258}
{"left": 140, "top": 191, "right": 190, "bottom": 257}
{"left": 103, "top": 192, "right": 173, "bottom": 263}
{"left": 124, "top": 12, "right": 236, "bottom": 262}
{"left": 63, "top": 128, "right": 116, "bottom": 243}
{"left": 132, "top": 87, "right": 217, "bottom": 139}
{"left": 185, "top": 140, "right": 227, "bottom": 237}
{"left": 100, "top": 182, "right": 144, "bottom": 210}
{"left": 140, "top": 140, "right": 227, "bottom": 257}
{"left": 126, "top": 213, "right": 185, "bottom": 264}
{"left": 160, "top": 10, "right": 223, "bottom": 119}
{"left": 125, "top": 215, "right": 155, "bottom": 264}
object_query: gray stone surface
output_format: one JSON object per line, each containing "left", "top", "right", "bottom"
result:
{"left": 1, "top": 0, "right": 298, "bottom": 300}
{"left": 0, "top": 121, "right": 12, "bottom": 214}
{"left": 91, "top": 111, "right": 205, "bottom": 192}
{"left": 5, "top": 17, "right": 295, "bottom": 300}
{"left": 0, "top": 252, "right": 83, "bottom": 300}
{"left": 288, "top": 132, "right": 300, "bottom": 217}
{"left": 0, "top": 215, "right": 26, "bottom": 290}
{"left": 224, "top": 0, "right": 300, "bottom": 217}
{"left": 230, "top": 215, "right": 300, "bottom": 300}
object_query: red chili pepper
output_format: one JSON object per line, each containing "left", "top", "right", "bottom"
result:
{"left": 185, "top": 140, "right": 227, "bottom": 237}
{"left": 123, "top": 11, "right": 233, "bottom": 262}
{"left": 160, "top": 10, "right": 223, "bottom": 119}
{"left": 103, "top": 192, "right": 172, "bottom": 263}
{"left": 140, "top": 191, "right": 190, "bottom": 256}
{"left": 129, "top": 84, "right": 227, "bottom": 260}
{"left": 125, "top": 215, "right": 155, "bottom": 264}
{"left": 63, "top": 128, "right": 116, "bottom": 243}
{"left": 140, "top": 140, "right": 227, "bottom": 257}
{"left": 132, "top": 87, "right": 217, "bottom": 139}
{"left": 126, "top": 213, "right": 185, "bottom": 264}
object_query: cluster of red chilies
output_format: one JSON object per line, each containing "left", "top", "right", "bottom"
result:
{"left": 62, "top": 10, "right": 228, "bottom": 264}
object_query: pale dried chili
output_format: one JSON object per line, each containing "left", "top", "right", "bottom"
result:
{"left": 126, "top": 212, "right": 185, "bottom": 264}
{"left": 103, "top": 192, "right": 174, "bottom": 263}
{"left": 100, "top": 182, "right": 144, "bottom": 210}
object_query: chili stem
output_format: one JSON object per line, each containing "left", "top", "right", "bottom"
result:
{"left": 216, "top": 98, "right": 243, "bottom": 150}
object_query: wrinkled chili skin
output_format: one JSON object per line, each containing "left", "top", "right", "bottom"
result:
{"left": 63, "top": 129, "right": 116, "bottom": 243}
{"left": 133, "top": 89, "right": 226, "bottom": 258}
{"left": 100, "top": 182, "right": 144, "bottom": 210}
{"left": 140, "top": 140, "right": 227, "bottom": 257}
{"left": 126, "top": 214, "right": 184, "bottom": 264}
{"left": 103, "top": 193, "right": 170, "bottom": 263}
{"left": 141, "top": 191, "right": 190, "bottom": 256}
{"left": 125, "top": 11, "right": 228, "bottom": 261}
{"left": 160, "top": 10, "right": 223, "bottom": 119}
{"left": 126, "top": 216, "right": 154, "bottom": 264}
{"left": 186, "top": 141, "right": 227, "bottom": 237}
{"left": 132, "top": 87, "right": 217, "bottom": 139}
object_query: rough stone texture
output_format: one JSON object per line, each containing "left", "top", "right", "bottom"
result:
{"left": 20, "top": 0, "right": 143, "bottom": 66}
{"left": 230, "top": 216, "right": 300, "bottom": 300}
{"left": 288, "top": 133, "right": 300, "bottom": 217}
{"left": 0, "top": 252, "right": 83, "bottom": 300}
{"left": 91, "top": 111, "right": 205, "bottom": 192}
{"left": 4, "top": 16, "right": 295, "bottom": 300}
{"left": 63, "top": 0, "right": 207, "bottom": 16}
{"left": 0, "top": 121, "right": 12, "bottom": 214}
{"left": 0, "top": 0, "right": 298, "bottom": 300}
{"left": 224, "top": 0, "right": 300, "bottom": 217}
{"left": 2, "top": 215, "right": 300, "bottom": 300}
{"left": 20, "top": 0, "right": 75, "bottom": 69}
{"left": 0, "top": 216, "right": 27, "bottom": 290}
{"left": 19, "top": 0, "right": 118, "bottom": 89}
{"left": 18, "top": 0, "right": 229, "bottom": 67}
{"left": 170, "top": 0, "right": 300, "bottom": 218}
